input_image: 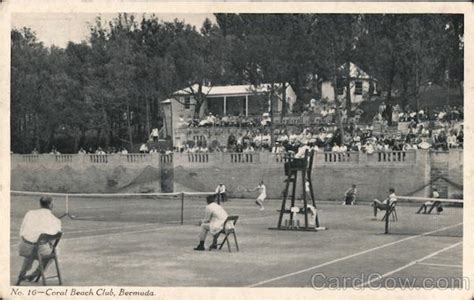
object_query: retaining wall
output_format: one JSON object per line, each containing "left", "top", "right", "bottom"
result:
{"left": 11, "top": 150, "right": 463, "bottom": 201}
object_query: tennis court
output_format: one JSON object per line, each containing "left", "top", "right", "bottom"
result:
{"left": 10, "top": 194, "right": 463, "bottom": 287}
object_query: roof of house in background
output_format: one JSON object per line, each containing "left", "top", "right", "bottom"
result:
{"left": 169, "top": 83, "right": 291, "bottom": 98}
{"left": 338, "top": 62, "right": 375, "bottom": 80}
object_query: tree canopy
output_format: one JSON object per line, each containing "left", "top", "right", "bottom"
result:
{"left": 11, "top": 13, "right": 463, "bottom": 153}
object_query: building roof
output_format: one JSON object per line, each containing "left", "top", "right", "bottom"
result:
{"left": 171, "top": 83, "right": 289, "bottom": 98}
{"left": 338, "top": 62, "right": 374, "bottom": 80}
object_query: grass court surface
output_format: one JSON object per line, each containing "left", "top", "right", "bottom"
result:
{"left": 10, "top": 196, "right": 463, "bottom": 287}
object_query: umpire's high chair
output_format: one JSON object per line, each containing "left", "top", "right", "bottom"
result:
{"left": 277, "top": 150, "right": 319, "bottom": 231}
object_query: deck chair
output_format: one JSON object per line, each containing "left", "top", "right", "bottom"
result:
{"left": 17, "top": 232, "right": 63, "bottom": 286}
{"left": 382, "top": 202, "right": 398, "bottom": 222}
{"left": 215, "top": 216, "right": 239, "bottom": 252}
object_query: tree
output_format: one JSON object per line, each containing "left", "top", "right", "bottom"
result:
{"left": 166, "top": 18, "right": 229, "bottom": 116}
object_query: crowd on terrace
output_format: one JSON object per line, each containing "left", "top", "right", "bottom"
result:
{"left": 178, "top": 102, "right": 464, "bottom": 154}
{"left": 25, "top": 101, "right": 463, "bottom": 155}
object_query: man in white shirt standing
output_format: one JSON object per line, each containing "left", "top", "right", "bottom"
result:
{"left": 372, "top": 188, "right": 397, "bottom": 220}
{"left": 18, "top": 196, "right": 62, "bottom": 282}
{"left": 194, "top": 195, "right": 229, "bottom": 251}
{"left": 215, "top": 183, "right": 227, "bottom": 203}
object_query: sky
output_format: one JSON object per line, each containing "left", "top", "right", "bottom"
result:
{"left": 11, "top": 13, "right": 215, "bottom": 48}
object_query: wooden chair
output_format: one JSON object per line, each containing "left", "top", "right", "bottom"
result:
{"left": 17, "top": 232, "right": 63, "bottom": 286}
{"left": 215, "top": 216, "right": 239, "bottom": 252}
{"left": 382, "top": 202, "right": 398, "bottom": 222}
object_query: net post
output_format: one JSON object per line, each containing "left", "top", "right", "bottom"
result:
{"left": 59, "top": 194, "right": 68, "bottom": 219}
{"left": 66, "top": 194, "right": 69, "bottom": 216}
{"left": 384, "top": 208, "right": 390, "bottom": 234}
{"left": 180, "top": 192, "right": 184, "bottom": 225}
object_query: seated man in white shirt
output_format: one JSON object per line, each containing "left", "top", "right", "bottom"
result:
{"left": 18, "top": 196, "right": 62, "bottom": 282}
{"left": 194, "top": 195, "right": 230, "bottom": 251}
{"left": 372, "top": 188, "right": 397, "bottom": 220}
{"left": 416, "top": 186, "right": 442, "bottom": 214}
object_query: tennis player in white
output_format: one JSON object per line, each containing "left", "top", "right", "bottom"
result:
{"left": 250, "top": 181, "right": 266, "bottom": 211}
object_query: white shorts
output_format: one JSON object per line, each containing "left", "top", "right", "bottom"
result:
{"left": 257, "top": 195, "right": 266, "bottom": 201}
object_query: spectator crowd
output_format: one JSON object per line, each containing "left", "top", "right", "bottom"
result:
{"left": 26, "top": 101, "right": 463, "bottom": 155}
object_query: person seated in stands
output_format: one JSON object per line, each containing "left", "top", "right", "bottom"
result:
{"left": 418, "top": 138, "right": 431, "bottom": 150}
{"left": 96, "top": 147, "right": 106, "bottom": 155}
{"left": 139, "top": 143, "right": 149, "bottom": 153}
{"left": 194, "top": 195, "right": 230, "bottom": 251}
{"left": 235, "top": 143, "right": 244, "bottom": 153}
{"left": 49, "top": 146, "right": 60, "bottom": 155}
{"left": 150, "top": 147, "right": 158, "bottom": 153}
{"left": 243, "top": 143, "right": 255, "bottom": 153}
{"left": 416, "top": 186, "right": 442, "bottom": 214}
{"left": 120, "top": 147, "right": 128, "bottom": 154}
{"left": 289, "top": 131, "right": 299, "bottom": 145}
{"left": 208, "top": 113, "right": 217, "bottom": 126}
{"left": 437, "top": 110, "right": 447, "bottom": 121}
{"left": 221, "top": 115, "right": 230, "bottom": 126}
{"left": 228, "top": 115, "right": 237, "bottom": 127}
{"left": 78, "top": 147, "right": 86, "bottom": 155}
{"left": 31, "top": 148, "right": 39, "bottom": 155}
{"left": 199, "top": 144, "right": 209, "bottom": 153}
{"left": 332, "top": 144, "right": 341, "bottom": 152}
{"left": 363, "top": 140, "right": 375, "bottom": 154}
{"left": 277, "top": 130, "right": 289, "bottom": 143}
{"left": 272, "top": 142, "right": 285, "bottom": 162}
{"left": 240, "top": 116, "right": 251, "bottom": 127}
{"left": 434, "top": 131, "right": 448, "bottom": 151}
{"left": 261, "top": 132, "right": 271, "bottom": 149}
{"left": 372, "top": 188, "right": 397, "bottom": 220}
{"left": 350, "top": 141, "right": 361, "bottom": 152}
{"left": 226, "top": 133, "right": 236, "bottom": 151}
{"left": 447, "top": 131, "right": 458, "bottom": 148}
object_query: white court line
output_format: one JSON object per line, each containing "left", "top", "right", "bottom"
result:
{"left": 10, "top": 222, "right": 172, "bottom": 241}
{"left": 415, "top": 262, "right": 463, "bottom": 269}
{"left": 356, "top": 241, "right": 462, "bottom": 288}
{"left": 10, "top": 213, "right": 278, "bottom": 247}
{"left": 248, "top": 222, "right": 463, "bottom": 287}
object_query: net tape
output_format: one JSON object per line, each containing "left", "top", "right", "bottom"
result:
{"left": 11, "top": 190, "right": 215, "bottom": 197}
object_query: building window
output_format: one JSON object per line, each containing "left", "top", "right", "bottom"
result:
{"left": 355, "top": 81, "right": 363, "bottom": 95}
{"left": 336, "top": 81, "right": 344, "bottom": 95}
{"left": 184, "top": 97, "right": 191, "bottom": 109}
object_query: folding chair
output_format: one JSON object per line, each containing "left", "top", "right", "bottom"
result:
{"left": 382, "top": 202, "right": 398, "bottom": 222}
{"left": 215, "top": 216, "right": 239, "bottom": 252}
{"left": 17, "top": 232, "right": 63, "bottom": 286}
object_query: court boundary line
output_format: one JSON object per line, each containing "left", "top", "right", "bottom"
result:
{"left": 356, "top": 241, "right": 462, "bottom": 288}
{"left": 62, "top": 213, "right": 277, "bottom": 242}
{"left": 248, "top": 222, "right": 463, "bottom": 287}
{"left": 10, "top": 213, "right": 279, "bottom": 247}
{"left": 415, "top": 262, "right": 463, "bottom": 269}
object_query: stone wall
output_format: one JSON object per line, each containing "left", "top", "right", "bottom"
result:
{"left": 11, "top": 150, "right": 463, "bottom": 202}
{"left": 10, "top": 154, "right": 173, "bottom": 193}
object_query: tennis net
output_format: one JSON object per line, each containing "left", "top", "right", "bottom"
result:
{"left": 382, "top": 196, "right": 463, "bottom": 238}
{"left": 11, "top": 190, "right": 215, "bottom": 225}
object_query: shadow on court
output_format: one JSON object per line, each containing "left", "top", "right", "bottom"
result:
{"left": 10, "top": 199, "right": 463, "bottom": 287}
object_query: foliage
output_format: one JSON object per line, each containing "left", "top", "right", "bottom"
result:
{"left": 11, "top": 14, "right": 464, "bottom": 153}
